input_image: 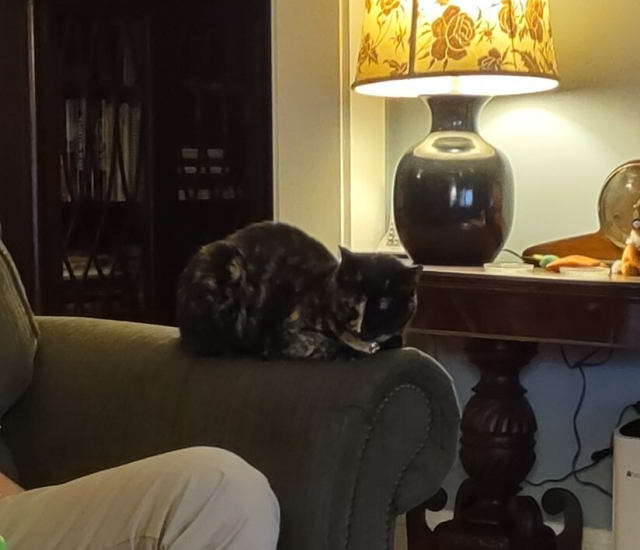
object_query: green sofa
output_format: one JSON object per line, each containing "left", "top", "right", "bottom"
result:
{"left": 0, "top": 230, "right": 460, "bottom": 550}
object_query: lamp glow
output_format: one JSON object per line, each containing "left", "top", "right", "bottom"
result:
{"left": 353, "top": 0, "right": 559, "bottom": 97}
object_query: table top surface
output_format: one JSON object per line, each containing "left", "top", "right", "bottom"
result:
{"left": 421, "top": 265, "right": 640, "bottom": 285}
{"left": 412, "top": 266, "right": 640, "bottom": 349}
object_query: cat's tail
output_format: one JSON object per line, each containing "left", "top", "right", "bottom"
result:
{"left": 177, "top": 242, "right": 248, "bottom": 356}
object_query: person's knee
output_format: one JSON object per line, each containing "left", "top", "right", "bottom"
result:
{"left": 158, "top": 447, "right": 280, "bottom": 541}
{"left": 164, "top": 447, "right": 273, "bottom": 495}
{"left": 189, "top": 448, "right": 277, "bottom": 509}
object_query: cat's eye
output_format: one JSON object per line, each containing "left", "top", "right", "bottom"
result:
{"left": 378, "top": 297, "right": 392, "bottom": 311}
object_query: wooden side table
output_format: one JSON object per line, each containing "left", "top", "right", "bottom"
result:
{"left": 406, "top": 267, "right": 640, "bottom": 550}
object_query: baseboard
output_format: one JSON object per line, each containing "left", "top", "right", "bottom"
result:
{"left": 395, "top": 512, "right": 612, "bottom": 550}
{"left": 580, "top": 527, "right": 612, "bottom": 550}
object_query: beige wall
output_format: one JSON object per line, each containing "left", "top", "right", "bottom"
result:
{"left": 271, "top": 0, "right": 344, "bottom": 251}
{"left": 346, "top": 0, "right": 387, "bottom": 252}
{"left": 272, "top": 0, "right": 387, "bottom": 253}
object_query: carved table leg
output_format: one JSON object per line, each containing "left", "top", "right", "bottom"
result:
{"left": 415, "top": 339, "right": 583, "bottom": 550}
{"left": 407, "top": 488, "right": 448, "bottom": 548}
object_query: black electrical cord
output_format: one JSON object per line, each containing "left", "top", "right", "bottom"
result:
{"left": 569, "top": 363, "right": 612, "bottom": 498}
{"left": 527, "top": 460, "right": 604, "bottom": 487}
{"left": 526, "top": 346, "right": 615, "bottom": 498}
{"left": 502, "top": 248, "right": 524, "bottom": 261}
{"left": 560, "top": 345, "right": 613, "bottom": 369}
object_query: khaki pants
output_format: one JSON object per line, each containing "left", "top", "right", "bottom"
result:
{"left": 0, "top": 447, "right": 280, "bottom": 550}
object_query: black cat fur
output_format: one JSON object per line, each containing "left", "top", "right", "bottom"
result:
{"left": 177, "top": 221, "right": 421, "bottom": 360}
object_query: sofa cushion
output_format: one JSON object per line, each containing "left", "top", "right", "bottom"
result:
{"left": 0, "top": 224, "right": 38, "bottom": 477}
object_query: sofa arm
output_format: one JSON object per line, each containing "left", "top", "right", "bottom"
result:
{"left": 4, "top": 316, "right": 459, "bottom": 550}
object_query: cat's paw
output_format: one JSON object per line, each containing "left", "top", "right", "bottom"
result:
{"left": 378, "top": 334, "right": 403, "bottom": 351}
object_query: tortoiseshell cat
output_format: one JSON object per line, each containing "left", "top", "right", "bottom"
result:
{"left": 177, "top": 222, "right": 421, "bottom": 360}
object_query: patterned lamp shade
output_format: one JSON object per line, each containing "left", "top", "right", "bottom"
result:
{"left": 353, "top": 0, "right": 559, "bottom": 97}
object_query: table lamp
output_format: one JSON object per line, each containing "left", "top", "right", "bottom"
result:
{"left": 353, "top": 0, "right": 559, "bottom": 265}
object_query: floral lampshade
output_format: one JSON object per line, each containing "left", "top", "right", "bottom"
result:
{"left": 353, "top": 0, "right": 559, "bottom": 97}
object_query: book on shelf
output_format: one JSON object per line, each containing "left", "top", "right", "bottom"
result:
{"left": 63, "top": 98, "right": 85, "bottom": 201}
{"left": 118, "top": 102, "right": 142, "bottom": 201}
{"left": 100, "top": 100, "right": 115, "bottom": 199}
{"left": 62, "top": 98, "right": 142, "bottom": 203}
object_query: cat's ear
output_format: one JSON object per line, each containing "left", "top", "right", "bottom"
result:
{"left": 338, "top": 246, "right": 355, "bottom": 262}
{"left": 395, "top": 264, "right": 422, "bottom": 289}
{"left": 337, "top": 246, "right": 360, "bottom": 282}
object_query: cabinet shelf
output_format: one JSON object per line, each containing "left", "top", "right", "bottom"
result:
{"left": 182, "top": 80, "right": 245, "bottom": 95}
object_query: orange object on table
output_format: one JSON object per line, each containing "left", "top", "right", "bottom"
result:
{"left": 545, "top": 254, "right": 605, "bottom": 272}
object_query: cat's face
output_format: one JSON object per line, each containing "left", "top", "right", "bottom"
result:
{"left": 331, "top": 248, "right": 422, "bottom": 342}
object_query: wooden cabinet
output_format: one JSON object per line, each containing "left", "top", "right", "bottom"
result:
{"left": 0, "top": 0, "right": 272, "bottom": 324}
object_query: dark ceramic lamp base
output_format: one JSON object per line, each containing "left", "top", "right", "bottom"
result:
{"left": 394, "top": 95, "right": 514, "bottom": 266}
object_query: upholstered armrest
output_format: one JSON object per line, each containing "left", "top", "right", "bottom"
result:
{"left": 4, "top": 316, "right": 459, "bottom": 550}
